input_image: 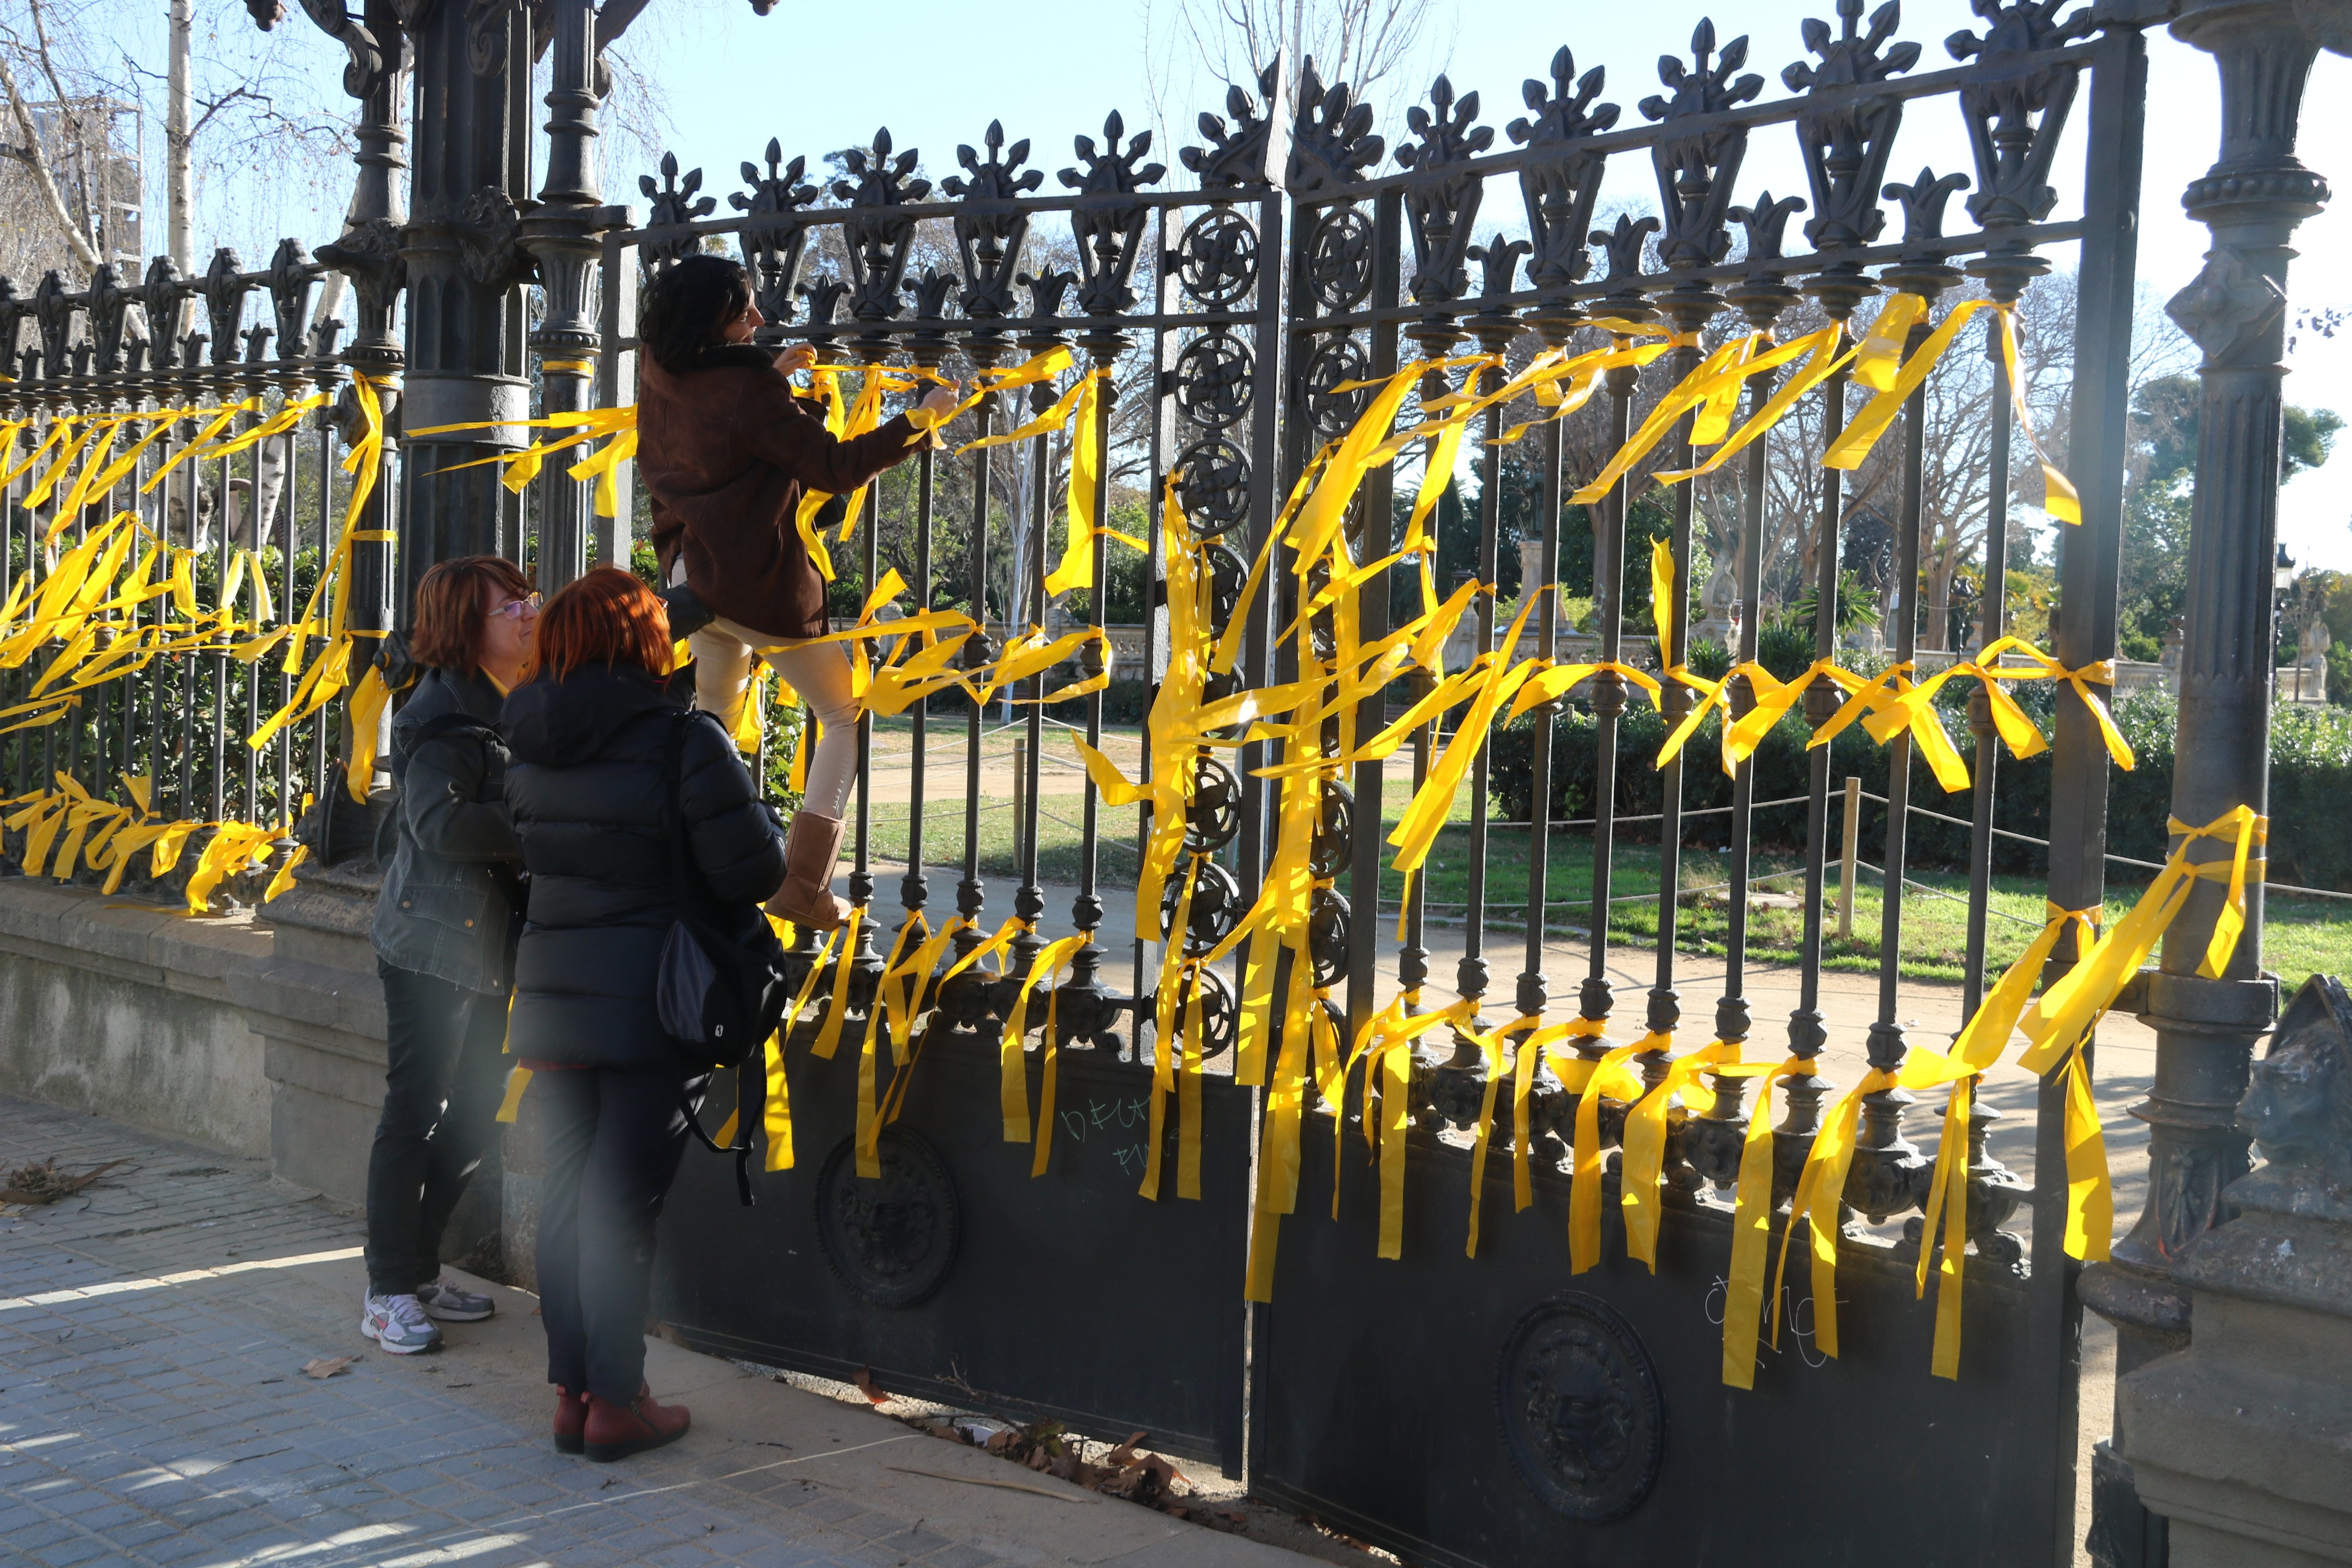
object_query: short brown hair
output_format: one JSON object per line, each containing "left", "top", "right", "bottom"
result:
{"left": 526, "top": 564, "right": 672, "bottom": 683}
{"left": 410, "top": 555, "right": 533, "bottom": 672}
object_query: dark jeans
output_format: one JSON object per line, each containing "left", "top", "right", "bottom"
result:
{"left": 366, "top": 960, "right": 514, "bottom": 1296}
{"left": 536, "top": 1065, "right": 694, "bottom": 1403}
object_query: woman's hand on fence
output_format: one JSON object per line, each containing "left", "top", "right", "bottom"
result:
{"left": 910, "top": 382, "right": 962, "bottom": 446}
{"left": 772, "top": 343, "right": 818, "bottom": 377}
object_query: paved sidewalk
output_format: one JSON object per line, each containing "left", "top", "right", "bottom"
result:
{"left": 0, "top": 1093, "right": 1327, "bottom": 1568}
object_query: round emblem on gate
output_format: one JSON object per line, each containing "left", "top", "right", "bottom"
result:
{"left": 814, "top": 1127, "right": 960, "bottom": 1309}
{"left": 1495, "top": 1293, "right": 1664, "bottom": 1522}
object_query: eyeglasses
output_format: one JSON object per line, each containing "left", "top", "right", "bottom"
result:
{"left": 489, "top": 593, "right": 543, "bottom": 621}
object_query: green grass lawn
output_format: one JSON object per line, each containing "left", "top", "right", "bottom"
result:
{"left": 846, "top": 732, "right": 2352, "bottom": 989}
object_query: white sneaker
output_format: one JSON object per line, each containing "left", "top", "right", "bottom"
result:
{"left": 416, "top": 1276, "right": 495, "bottom": 1322}
{"left": 361, "top": 1291, "right": 443, "bottom": 1354}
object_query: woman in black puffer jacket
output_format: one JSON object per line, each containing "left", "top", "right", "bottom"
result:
{"left": 501, "top": 565, "right": 786, "bottom": 1462}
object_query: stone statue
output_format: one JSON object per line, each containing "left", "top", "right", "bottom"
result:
{"left": 2231, "top": 972, "right": 2352, "bottom": 1215}
{"left": 2299, "top": 614, "right": 2331, "bottom": 666}
{"left": 2117, "top": 973, "right": 2352, "bottom": 1562}
{"left": 1690, "top": 548, "right": 1738, "bottom": 649}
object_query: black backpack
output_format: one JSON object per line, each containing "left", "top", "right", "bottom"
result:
{"left": 655, "top": 709, "right": 788, "bottom": 1204}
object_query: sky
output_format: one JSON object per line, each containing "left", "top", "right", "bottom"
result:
{"left": 235, "top": 0, "right": 2352, "bottom": 568}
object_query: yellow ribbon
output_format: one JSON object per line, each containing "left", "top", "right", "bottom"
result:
{"left": 1566, "top": 1034, "right": 1660, "bottom": 1273}
{"left": 1825, "top": 296, "right": 2080, "bottom": 525}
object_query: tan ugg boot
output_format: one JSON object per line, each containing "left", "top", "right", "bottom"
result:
{"left": 764, "top": 810, "right": 852, "bottom": 930}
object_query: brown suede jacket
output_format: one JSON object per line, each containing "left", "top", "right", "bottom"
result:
{"left": 639, "top": 345, "right": 918, "bottom": 640}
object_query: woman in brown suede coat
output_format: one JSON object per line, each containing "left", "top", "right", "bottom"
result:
{"left": 635, "top": 254, "right": 955, "bottom": 929}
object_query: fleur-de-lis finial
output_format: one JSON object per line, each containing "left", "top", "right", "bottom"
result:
{"left": 639, "top": 153, "right": 717, "bottom": 264}
{"left": 1592, "top": 212, "right": 1660, "bottom": 286}
{"left": 1183, "top": 59, "right": 1283, "bottom": 191}
{"left": 732, "top": 139, "right": 819, "bottom": 218}
{"left": 1729, "top": 192, "right": 1807, "bottom": 267}
{"left": 1510, "top": 48, "right": 1618, "bottom": 295}
{"left": 1785, "top": 0, "right": 1920, "bottom": 95}
{"left": 1883, "top": 167, "right": 1971, "bottom": 248}
{"left": 1060, "top": 112, "right": 1165, "bottom": 318}
{"left": 1466, "top": 235, "right": 1532, "bottom": 298}
{"left": 1287, "top": 56, "right": 1385, "bottom": 194}
{"left": 1639, "top": 19, "right": 1766, "bottom": 124}
{"left": 1509, "top": 46, "right": 1618, "bottom": 147}
{"left": 944, "top": 121, "right": 1043, "bottom": 322}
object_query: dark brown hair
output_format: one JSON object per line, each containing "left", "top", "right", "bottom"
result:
{"left": 525, "top": 565, "right": 673, "bottom": 683}
{"left": 638, "top": 254, "right": 754, "bottom": 375}
{"left": 410, "top": 555, "right": 533, "bottom": 672}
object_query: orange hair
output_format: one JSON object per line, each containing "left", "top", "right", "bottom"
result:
{"left": 409, "top": 555, "right": 532, "bottom": 672}
{"left": 526, "top": 565, "right": 673, "bottom": 682}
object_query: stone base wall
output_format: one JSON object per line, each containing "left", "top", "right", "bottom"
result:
{"left": 0, "top": 868, "right": 507, "bottom": 1282}
{"left": 0, "top": 880, "right": 274, "bottom": 1157}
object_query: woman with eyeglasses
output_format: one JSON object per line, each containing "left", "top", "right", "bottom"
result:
{"left": 635, "top": 253, "right": 957, "bottom": 931}
{"left": 361, "top": 556, "right": 540, "bottom": 1355}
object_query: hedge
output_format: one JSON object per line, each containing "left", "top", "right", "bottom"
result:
{"left": 1487, "top": 680, "right": 2352, "bottom": 892}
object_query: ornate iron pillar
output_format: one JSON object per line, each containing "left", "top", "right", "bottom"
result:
{"left": 285, "top": 0, "right": 410, "bottom": 814}
{"left": 516, "top": 0, "right": 627, "bottom": 588}
{"left": 398, "top": 0, "right": 535, "bottom": 606}
{"left": 2085, "top": 1, "right": 2346, "bottom": 1560}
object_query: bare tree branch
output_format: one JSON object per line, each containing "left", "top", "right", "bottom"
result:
{"left": 0, "top": 30, "right": 100, "bottom": 269}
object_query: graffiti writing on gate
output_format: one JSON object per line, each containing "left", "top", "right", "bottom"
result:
{"left": 1060, "top": 1096, "right": 1155, "bottom": 1175}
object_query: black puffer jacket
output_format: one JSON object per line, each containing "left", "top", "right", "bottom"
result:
{"left": 501, "top": 663, "right": 787, "bottom": 1068}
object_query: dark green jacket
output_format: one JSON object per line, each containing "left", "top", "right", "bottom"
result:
{"left": 369, "top": 667, "right": 521, "bottom": 993}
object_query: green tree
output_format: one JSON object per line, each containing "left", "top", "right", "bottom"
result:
{"left": 2117, "top": 373, "right": 2342, "bottom": 661}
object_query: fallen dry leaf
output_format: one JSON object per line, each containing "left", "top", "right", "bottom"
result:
{"left": 852, "top": 1366, "right": 890, "bottom": 1405}
{"left": 1, "top": 1159, "right": 126, "bottom": 1205}
{"left": 301, "top": 1356, "right": 355, "bottom": 1379}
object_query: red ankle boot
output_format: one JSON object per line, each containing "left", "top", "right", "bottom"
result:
{"left": 583, "top": 1388, "right": 691, "bottom": 1462}
{"left": 553, "top": 1386, "right": 589, "bottom": 1454}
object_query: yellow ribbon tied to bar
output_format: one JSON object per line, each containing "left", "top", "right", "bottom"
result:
{"left": 1566, "top": 1034, "right": 1661, "bottom": 1273}
{"left": 1824, "top": 295, "right": 2080, "bottom": 525}
{"left": 1907, "top": 902, "right": 2099, "bottom": 1379}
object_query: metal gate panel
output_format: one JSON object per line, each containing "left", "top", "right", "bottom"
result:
{"left": 1251, "top": 1118, "right": 2056, "bottom": 1567}
{"left": 655, "top": 1032, "right": 1251, "bottom": 1472}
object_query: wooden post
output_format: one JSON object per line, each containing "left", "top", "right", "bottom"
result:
{"left": 1837, "top": 775, "right": 1860, "bottom": 941}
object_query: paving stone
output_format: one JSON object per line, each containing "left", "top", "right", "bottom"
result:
{"left": 0, "top": 1092, "right": 1294, "bottom": 1568}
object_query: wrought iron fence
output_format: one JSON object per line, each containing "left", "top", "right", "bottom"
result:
{"left": 0, "top": 0, "right": 2209, "bottom": 1560}
{"left": 0, "top": 246, "right": 364, "bottom": 902}
{"left": 560, "top": 5, "right": 2154, "bottom": 1560}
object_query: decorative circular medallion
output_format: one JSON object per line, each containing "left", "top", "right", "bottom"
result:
{"left": 1184, "top": 755, "right": 1242, "bottom": 854}
{"left": 1161, "top": 858, "right": 1243, "bottom": 955}
{"left": 1307, "top": 206, "right": 1375, "bottom": 311}
{"left": 1173, "top": 437, "right": 1251, "bottom": 537}
{"left": 814, "top": 1127, "right": 961, "bottom": 1309}
{"left": 1302, "top": 338, "right": 1371, "bottom": 438}
{"left": 1173, "top": 332, "right": 1255, "bottom": 430}
{"left": 1495, "top": 1293, "right": 1665, "bottom": 1522}
{"left": 1204, "top": 541, "right": 1248, "bottom": 621}
{"left": 1145, "top": 962, "right": 1236, "bottom": 1061}
{"left": 1175, "top": 209, "right": 1260, "bottom": 305}
{"left": 1309, "top": 780, "right": 1353, "bottom": 880}
{"left": 1307, "top": 887, "right": 1350, "bottom": 988}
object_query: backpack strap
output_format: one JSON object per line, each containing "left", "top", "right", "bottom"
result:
{"left": 666, "top": 707, "right": 761, "bottom": 1207}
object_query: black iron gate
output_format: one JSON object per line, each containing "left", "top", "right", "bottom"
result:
{"left": 591, "top": 2, "right": 2151, "bottom": 1548}
{"left": 0, "top": 0, "right": 2178, "bottom": 1555}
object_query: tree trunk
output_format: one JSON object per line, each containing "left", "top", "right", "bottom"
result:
{"left": 167, "top": 0, "right": 193, "bottom": 268}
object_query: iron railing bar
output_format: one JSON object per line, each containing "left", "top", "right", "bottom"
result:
{"left": 1785, "top": 314, "right": 1854, "bottom": 1099}
{"left": 953, "top": 358, "right": 996, "bottom": 977}
{"left": 1134, "top": 202, "right": 1170, "bottom": 1053}
{"left": 1458, "top": 351, "right": 1505, "bottom": 1014}
{"left": 1648, "top": 318, "right": 1702, "bottom": 1059}
{"left": 901, "top": 395, "right": 934, "bottom": 929}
